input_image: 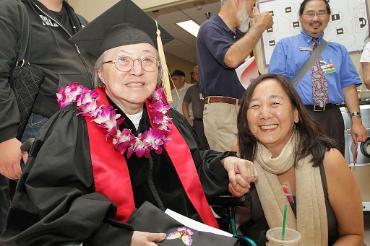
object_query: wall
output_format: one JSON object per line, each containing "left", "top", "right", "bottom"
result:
{"left": 69, "top": 0, "right": 119, "bottom": 21}
{"left": 351, "top": 0, "right": 369, "bottom": 90}
{"left": 166, "top": 53, "right": 196, "bottom": 84}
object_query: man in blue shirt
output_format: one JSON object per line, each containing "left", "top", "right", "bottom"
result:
{"left": 269, "top": 0, "right": 367, "bottom": 154}
{"left": 197, "top": 0, "right": 272, "bottom": 151}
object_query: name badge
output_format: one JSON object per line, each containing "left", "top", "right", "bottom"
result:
{"left": 320, "top": 61, "right": 336, "bottom": 74}
{"left": 299, "top": 47, "right": 312, "bottom": 51}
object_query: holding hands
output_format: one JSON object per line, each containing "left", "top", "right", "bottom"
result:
{"left": 129, "top": 156, "right": 257, "bottom": 245}
{"left": 222, "top": 156, "right": 257, "bottom": 197}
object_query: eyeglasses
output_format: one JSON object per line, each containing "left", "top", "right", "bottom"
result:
{"left": 103, "top": 55, "right": 158, "bottom": 72}
{"left": 303, "top": 10, "right": 328, "bottom": 18}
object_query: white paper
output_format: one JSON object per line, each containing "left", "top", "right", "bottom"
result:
{"left": 235, "top": 56, "right": 259, "bottom": 89}
{"left": 165, "top": 209, "right": 233, "bottom": 238}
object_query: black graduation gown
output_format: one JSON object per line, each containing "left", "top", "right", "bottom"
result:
{"left": 0, "top": 103, "right": 231, "bottom": 246}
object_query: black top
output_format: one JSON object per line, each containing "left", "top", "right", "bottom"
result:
{"left": 0, "top": 0, "right": 94, "bottom": 142}
{"left": 196, "top": 14, "right": 245, "bottom": 99}
{"left": 48, "top": 6, "right": 74, "bottom": 34}
{"left": 0, "top": 102, "right": 231, "bottom": 246}
{"left": 183, "top": 84, "right": 204, "bottom": 120}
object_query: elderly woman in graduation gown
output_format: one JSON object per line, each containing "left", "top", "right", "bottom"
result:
{"left": 0, "top": 1, "right": 255, "bottom": 246}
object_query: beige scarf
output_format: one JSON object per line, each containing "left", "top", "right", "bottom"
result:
{"left": 254, "top": 132, "right": 328, "bottom": 245}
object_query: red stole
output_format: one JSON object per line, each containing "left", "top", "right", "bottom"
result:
{"left": 86, "top": 88, "right": 218, "bottom": 228}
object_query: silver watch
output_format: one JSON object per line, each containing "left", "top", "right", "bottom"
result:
{"left": 350, "top": 111, "right": 361, "bottom": 118}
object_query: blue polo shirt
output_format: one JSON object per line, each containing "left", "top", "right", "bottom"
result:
{"left": 268, "top": 32, "right": 361, "bottom": 105}
{"left": 196, "top": 15, "right": 245, "bottom": 99}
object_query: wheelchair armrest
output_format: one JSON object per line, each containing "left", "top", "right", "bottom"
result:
{"left": 209, "top": 194, "right": 249, "bottom": 207}
{"left": 20, "top": 138, "right": 35, "bottom": 152}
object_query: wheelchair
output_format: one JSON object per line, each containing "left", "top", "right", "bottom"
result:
{"left": 21, "top": 140, "right": 257, "bottom": 246}
{"left": 209, "top": 195, "right": 257, "bottom": 246}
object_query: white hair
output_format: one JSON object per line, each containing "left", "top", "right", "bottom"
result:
{"left": 93, "top": 51, "right": 107, "bottom": 87}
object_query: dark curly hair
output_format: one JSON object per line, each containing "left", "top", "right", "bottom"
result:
{"left": 237, "top": 74, "right": 335, "bottom": 167}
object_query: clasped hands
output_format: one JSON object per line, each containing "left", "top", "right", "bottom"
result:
{"left": 222, "top": 156, "right": 257, "bottom": 197}
{"left": 130, "top": 156, "right": 257, "bottom": 246}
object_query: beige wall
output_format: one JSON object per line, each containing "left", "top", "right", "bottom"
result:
{"left": 69, "top": 0, "right": 119, "bottom": 22}
{"left": 166, "top": 53, "right": 195, "bottom": 84}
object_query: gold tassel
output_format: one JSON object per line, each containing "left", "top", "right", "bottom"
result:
{"left": 155, "top": 20, "right": 172, "bottom": 103}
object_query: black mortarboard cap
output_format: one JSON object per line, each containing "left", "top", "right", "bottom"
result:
{"left": 70, "top": 0, "right": 173, "bottom": 58}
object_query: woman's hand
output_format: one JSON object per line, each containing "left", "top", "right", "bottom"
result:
{"left": 131, "top": 231, "right": 166, "bottom": 246}
{"left": 222, "top": 156, "right": 257, "bottom": 197}
{"left": 0, "top": 138, "right": 22, "bottom": 179}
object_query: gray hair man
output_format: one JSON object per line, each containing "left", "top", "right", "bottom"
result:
{"left": 197, "top": 0, "right": 273, "bottom": 151}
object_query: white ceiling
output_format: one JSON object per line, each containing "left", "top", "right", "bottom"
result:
{"left": 134, "top": 0, "right": 215, "bottom": 11}
{"left": 148, "top": 0, "right": 220, "bottom": 64}
{"left": 69, "top": 0, "right": 220, "bottom": 64}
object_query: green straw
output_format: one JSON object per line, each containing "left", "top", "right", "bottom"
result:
{"left": 282, "top": 204, "right": 288, "bottom": 240}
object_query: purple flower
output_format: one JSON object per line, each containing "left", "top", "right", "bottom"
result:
{"left": 78, "top": 102, "right": 100, "bottom": 117}
{"left": 150, "top": 87, "right": 165, "bottom": 101}
{"left": 77, "top": 89, "right": 98, "bottom": 107}
{"left": 94, "top": 106, "right": 119, "bottom": 135}
{"left": 114, "top": 129, "right": 135, "bottom": 154}
{"left": 142, "top": 129, "right": 166, "bottom": 151}
{"left": 57, "top": 82, "right": 86, "bottom": 108}
{"left": 152, "top": 100, "right": 170, "bottom": 114}
{"left": 128, "top": 138, "right": 148, "bottom": 158}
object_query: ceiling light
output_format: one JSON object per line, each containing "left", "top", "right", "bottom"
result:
{"left": 176, "top": 20, "right": 200, "bottom": 37}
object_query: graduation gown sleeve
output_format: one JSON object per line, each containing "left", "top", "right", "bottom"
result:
{"left": 169, "top": 109, "right": 232, "bottom": 199}
{"left": 0, "top": 107, "right": 133, "bottom": 246}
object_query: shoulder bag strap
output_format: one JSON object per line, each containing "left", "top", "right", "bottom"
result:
{"left": 64, "top": 2, "right": 87, "bottom": 33}
{"left": 290, "top": 40, "right": 328, "bottom": 88}
{"left": 16, "top": 0, "right": 30, "bottom": 66}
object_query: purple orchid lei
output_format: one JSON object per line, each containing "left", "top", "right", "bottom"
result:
{"left": 56, "top": 82, "right": 172, "bottom": 158}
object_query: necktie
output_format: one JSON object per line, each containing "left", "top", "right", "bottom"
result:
{"left": 311, "top": 39, "right": 328, "bottom": 107}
